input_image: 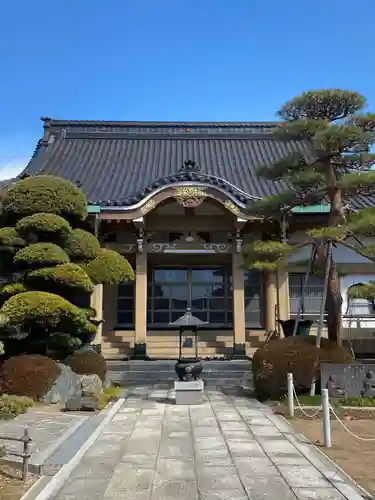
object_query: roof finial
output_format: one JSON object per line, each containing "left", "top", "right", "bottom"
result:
{"left": 179, "top": 160, "right": 200, "bottom": 173}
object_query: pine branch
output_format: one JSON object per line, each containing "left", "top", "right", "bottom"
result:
{"left": 347, "top": 282, "right": 375, "bottom": 300}
{"left": 332, "top": 153, "right": 375, "bottom": 172}
{"left": 277, "top": 89, "right": 366, "bottom": 121}
{"left": 313, "top": 124, "right": 369, "bottom": 156}
{"left": 340, "top": 171, "right": 375, "bottom": 196}
{"left": 347, "top": 113, "right": 375, "bottom": 134}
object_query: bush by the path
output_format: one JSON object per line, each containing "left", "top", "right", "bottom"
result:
{"left": 63, "top": 350, "right": 107, "bottom": 382}
{"left": 252, "top": 336, "right": 353, "bottom": 401}
{"left": 0, "top": 355, "right": 61, "bottom": 399}
{"left": 0, "top": 394, "right": 34, "bottom": 420}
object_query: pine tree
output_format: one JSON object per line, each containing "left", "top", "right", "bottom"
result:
{"left": 243, "top": 89, "right": 375, "bottom": 344}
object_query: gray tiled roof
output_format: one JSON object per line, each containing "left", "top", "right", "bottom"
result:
{"left": 20, "top": 119, "right": 375, "bottom": 210}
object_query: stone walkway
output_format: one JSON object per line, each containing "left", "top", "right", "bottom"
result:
{"left": 53, "top": 386, "right": 368, "bottom": 500}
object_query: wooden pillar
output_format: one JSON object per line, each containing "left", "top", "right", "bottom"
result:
{"left": 90, "top": 284, "right": 103, "bottom": 350}
{"left": 277, "top": 269, "right": 290, "bottom": 321}
{"left": 265, "top": 270, "right": 277, "bottom": 332}
{"left": 134, "top": 250, "right": 148, "bottom": 359}
{"left": 232, "top": 252, "right": 246, "bottom": 358}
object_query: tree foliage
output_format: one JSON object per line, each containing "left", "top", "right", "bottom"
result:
{"left": 63, "top": 228, "right": 100, "bottom": 260}
{"left": 79, "top": 248, "right": 134, "bottom": 285}
{"left": 2, "top": 175, "right": 87, "bottom": 222}
{"left": 16, "top": 213, "right": 72, "bottom": 242}
{"left": 0, "top": 174, "right": 134, "bottom": 356}
{"left": 245, "top": 89, "right": 375, "bottom": 343}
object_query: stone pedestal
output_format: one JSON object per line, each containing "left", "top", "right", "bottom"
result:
{"left": 174, "top": 379, "right": 204, "bottom": 405}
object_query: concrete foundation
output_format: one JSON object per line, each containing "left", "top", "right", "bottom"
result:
{"left": 174, "top": 379, "right": 204, "bottom": 405}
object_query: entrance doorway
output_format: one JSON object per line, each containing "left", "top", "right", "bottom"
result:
{"left": 147, "top": 266, "right": 233, "bottom": 327}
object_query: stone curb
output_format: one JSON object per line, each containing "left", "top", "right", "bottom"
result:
{"left": 274, "top": 413, "right": 373, "bottom": 500}
{"left": 20, "top": 398, "right": 125, "bottom": 500}
{"left": 2, "top": 415, "right": 89, "bottom": 475}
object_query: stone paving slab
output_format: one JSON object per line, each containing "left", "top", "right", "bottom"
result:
{"left": 52, "top": 386, "right": 368, "bottom": 500}
{"left": 0, "top": 409, "right": 87, "bottom": 467}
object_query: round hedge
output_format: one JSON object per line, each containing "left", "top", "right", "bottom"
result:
{"left": 26, "top": 263, "right": 94, "bottom": 294}
{"left": 16, "top": 213, "right": 72, "bottom": 242}
{"left": 79, "top": 249, "right": 134, "bottom": 285}
{"left": 252, "top": 336, "right": 354, "bottom": 401}
{"left": 63, "top": 350, "right": 107, "bottom": 382}
{"left": 0, "top": 354, "right": 61, "bottom": 399}
{"left": 13, "top": 243, "right": 70, "bottom": 270}
{"left": 0, "top": 291, "right": 95, "bottom": 336}
{"left": 3, "top": 175, "right": 87, "bottom": 221}
{"left": 63, "top": 228, "right": 100, "bottom": 260}
{"left": 0, "top": 227, "right": 25, "bottom": 250}
{"left": 0, "top": 283, "right": 28, "bottom": 304}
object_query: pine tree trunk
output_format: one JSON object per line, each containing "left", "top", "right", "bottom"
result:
{"left": 323, "top": 166, "right": 343, "bottom": 344}
{"left": 325, "top": 261, "right": 342, "bottom": 344}
{"left": 315, "top": 243, "right": 342, "bottom": 344}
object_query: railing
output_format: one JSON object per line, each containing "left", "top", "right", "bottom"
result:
{"left": 0, "top": 427, "right": 32, "bottom": 481}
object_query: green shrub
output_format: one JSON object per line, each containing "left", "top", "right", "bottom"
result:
{"left": 0, "top": 227, "right": 25, "bottom": 250}
{"left": 63, "top": 350, "right": 107, "bottom": 382}
{"left": 98, "top": 386, "right": 122, "bottom": 409}
{"left": 79, "top": 249, "right": 134, "bottom": 285}
{"left": 0, "top": 354, "right": 60, "bottom": 399}
{"left": 0, "top": 291, "right": 97, "bottom": 337}
{"left": 64, "top": 229, "right": 100, "bottom": 260}
{"left": 16, "top": 213, "right": 72, "bottom": 242}
{"left": 26, "top": 263, "right": 94, "bottom": 294}
{"left": 0, "top": 394, "right": 34, "bottom": 420}
{"left": 252, "top": 336, "right": 353, "bottom": 401}
{"left": 0, "top": 282, "right": 29, "bottom": 305}
{"left": 3, "top": 175, "right": 87, "bottom": 222}
{"left": 13, "top": 243, "right": 70, "bottom": 270}
{"left": 341, "top": 396, "right": 375, "bottom": 407}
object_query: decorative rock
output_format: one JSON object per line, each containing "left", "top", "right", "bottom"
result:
{"left": 80, "top": 374, "right": 103, "bottom": 397}
{"left": 65, "top": 395, "right": 100, "bottom": 411}
{"left": 43, "top": 363, "right": 81, "bottom": 404}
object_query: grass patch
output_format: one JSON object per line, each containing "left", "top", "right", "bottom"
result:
{"left": 98, "top": 386, "right": 122, "bottom": 409}
{"left": 0, "top": 395, "right": 34, "bottom": 420}
{"left": 340, "top": 396, "right": 375, "bottom": 407}
{"left": 277, "top": 393, "right": 322, "bottom": 406}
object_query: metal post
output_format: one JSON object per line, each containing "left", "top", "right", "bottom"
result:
{"left": 321, "top": 389, "right": 332, "bottom": 448}
{"left": 310, "top": 241, "right": 332, "bottom": 396}
{"left": 287, "top": 373, "right": 294, "bottom": 417}
{"left": 21, "top": 426, "right": 31, "bottom": 482}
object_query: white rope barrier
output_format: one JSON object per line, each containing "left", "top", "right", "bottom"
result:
{"left": 292, "top": 385, "right": 323, "bottom": 418}
{"left": 329, "top": 404, "right": 375, "bottom": 442}
{"left": 286, "top": 372, "right": 375, "bottom": 446}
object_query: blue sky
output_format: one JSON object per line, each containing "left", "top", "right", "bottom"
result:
{"left": 1, "top": 0, "right": 374, "bottom": 179}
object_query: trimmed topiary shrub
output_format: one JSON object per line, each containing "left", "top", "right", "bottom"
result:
{"left": 0, "top": 282, "right": 29, "bottom": 305}
{"left": 0, "top": 354, "right": 61, "bottom": 399}
{"left": 3, "top": 175, "right": 87, "bottom": 222}
{"left": 16, "top": 213, "right": 72, "bottom": 242}
{"left": 252, "top": 336, "right": 354, "bottom": 401}
{"left": 80, "top": 248, "right": 134, "bottom": 285}
{"left": 0, "top": 227, "right": 25, "bottom": 250}
{"left": 0, "top": 394, "right": 34, "bottom": 420}
{"left": 64, "top": 228, "right": 100, "bottom": 260}
{"left": 63, "top": 350, "right": 107, "bottom": 382}
{"left": 0, "top": 175, "right": 134, "bottom": 356}
{"left": 26, "top": 263, "right": 94, "bottom": 295}
{"left": 0, "top": 291, "right": 96, "bottom": 338}
{"left": 13, "top": 243, "right": 70, "bottom": 270}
